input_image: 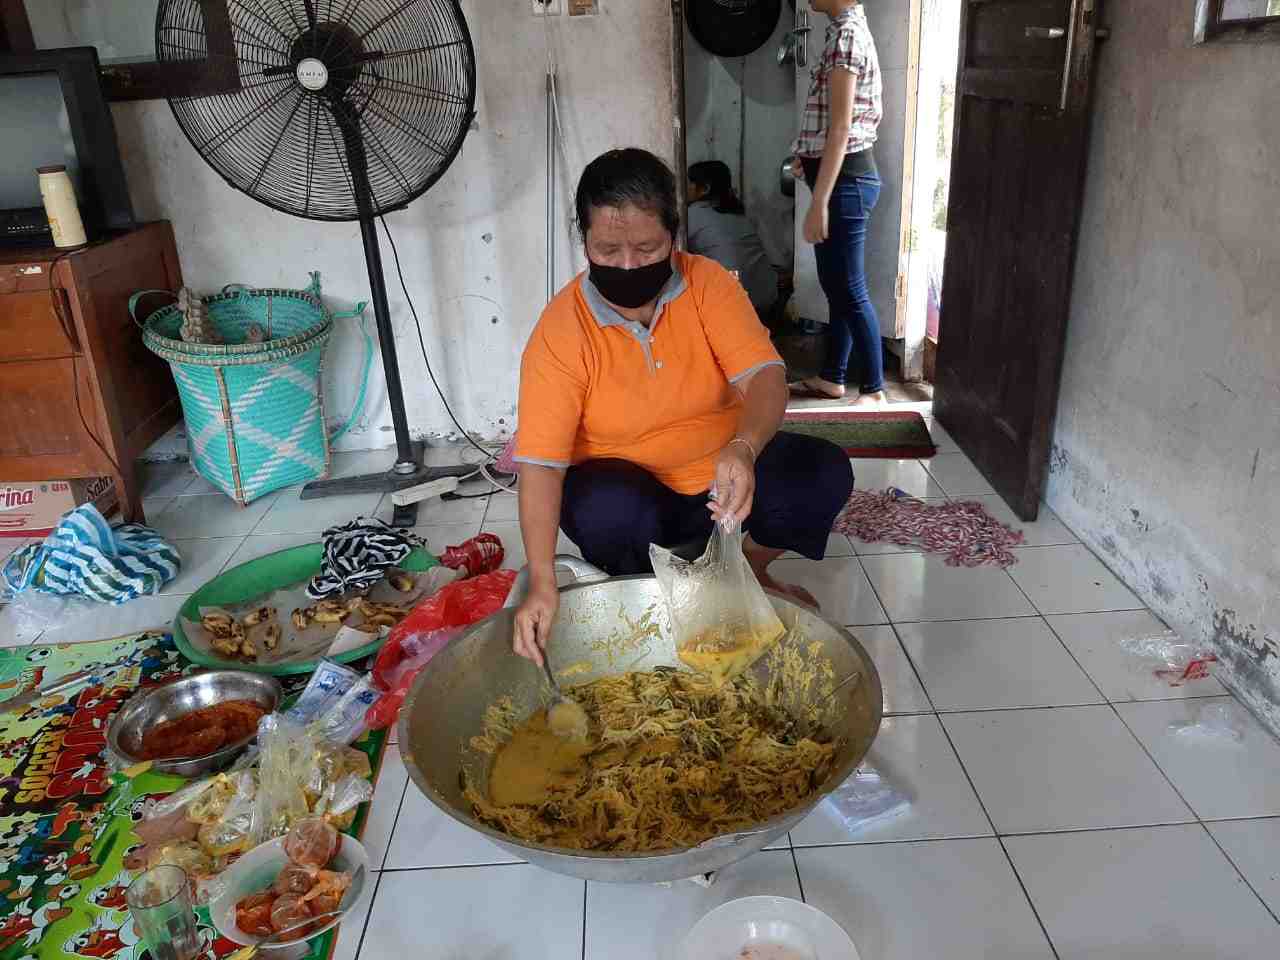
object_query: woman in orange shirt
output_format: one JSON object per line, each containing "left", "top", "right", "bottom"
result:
{"left": 512, "top": 149, "right": 853, "bottom": 665}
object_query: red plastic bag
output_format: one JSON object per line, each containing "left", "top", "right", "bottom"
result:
{"left": 365, "top": 568, "right": 517, "bottom": 729}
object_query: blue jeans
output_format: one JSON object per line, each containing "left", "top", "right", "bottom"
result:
{"left": 813, "top": 173, "right": 884, "bottom": 393}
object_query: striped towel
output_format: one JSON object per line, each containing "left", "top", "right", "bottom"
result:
{"left": 306, "top": 517, "right": 425, "bottom": 600}
{"left": 1, "top": 504, "right": 181, "bottom": 604}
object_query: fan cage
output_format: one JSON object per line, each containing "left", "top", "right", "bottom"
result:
{"left": 157, "top": 0, "right": 477, "bottom": 222}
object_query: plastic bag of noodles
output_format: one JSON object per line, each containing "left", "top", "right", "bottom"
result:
{"left": 651, "top": 518, "right": 786, "bottom": 687}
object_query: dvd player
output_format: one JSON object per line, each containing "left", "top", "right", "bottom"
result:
{"left": 1, "top": 207, "right": 53, "bottom": 245}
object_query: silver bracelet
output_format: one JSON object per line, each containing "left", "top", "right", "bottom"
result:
{"left": 729, "top": 436, "right": 757, "bottom": 461}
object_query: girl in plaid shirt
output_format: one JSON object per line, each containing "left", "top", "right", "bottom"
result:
{"left": 789, "top": 0, "right": 886, "bottom": 408}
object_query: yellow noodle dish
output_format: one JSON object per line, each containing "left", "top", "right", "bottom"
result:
{"left": 464, "top": 667, "right": 838, "bottom": 852}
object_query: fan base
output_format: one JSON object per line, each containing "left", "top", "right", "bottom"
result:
{"left": 300, "top": 442, "right": 480, "bottom": 526}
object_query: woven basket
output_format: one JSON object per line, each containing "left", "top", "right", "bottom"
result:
{"left": 133, "top": 274, "right": 365, "bottom": 506}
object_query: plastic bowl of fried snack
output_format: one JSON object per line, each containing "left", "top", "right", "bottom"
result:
{"left": 210, "top": 819, "right": 369, "bottom": 950}
{"left": 678, "top": 896, "right": 860, "bottom": 960}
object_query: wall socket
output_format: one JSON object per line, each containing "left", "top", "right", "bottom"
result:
{"left": 530, "top": 0, "right": 562, "bottom": 15}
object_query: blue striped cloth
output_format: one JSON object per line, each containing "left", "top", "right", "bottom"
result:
{"left": 1, "top": 504, "right": 181, "bottom": 605}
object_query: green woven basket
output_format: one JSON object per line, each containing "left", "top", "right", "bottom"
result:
{"left": 133, "top": 273, "right": 368, "bottom": 506}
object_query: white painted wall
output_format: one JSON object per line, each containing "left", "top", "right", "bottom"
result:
{"left": 1046, "top": 0, "right": 1280, "bottom": 729}
{"left": 109, "top": 0, "right": 675, "bottom": 452}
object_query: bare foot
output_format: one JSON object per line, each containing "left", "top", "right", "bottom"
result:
{"left": 789, "top": 377, "right": 846, "bottom": 400}
{"left": 757, "top": 572, "right": 821, "bottom": 610}
{"left": 849, "top": 391, "right": 886, "bottom": 410}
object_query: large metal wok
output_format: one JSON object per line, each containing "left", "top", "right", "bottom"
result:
{"left": 398, "top": 557, "right": 883, "bottom": 884}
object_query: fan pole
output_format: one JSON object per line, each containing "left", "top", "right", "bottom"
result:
{"left": 357, "top": 216, "right": 416, "bottom": 473}
{"left": 299, "top": 107, "right": 478, "bottom": 520}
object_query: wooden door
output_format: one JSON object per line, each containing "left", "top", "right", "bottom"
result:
{"left": 933, "top": 0, "right": 1105, "bottom": 520}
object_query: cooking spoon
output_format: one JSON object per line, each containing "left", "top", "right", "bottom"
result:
{"left": 541, "top": 655, "right": 590, "bottom": 740}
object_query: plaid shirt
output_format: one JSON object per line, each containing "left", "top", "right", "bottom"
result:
{"left": 791, "top": 5, "right": 883, "bottom": 158}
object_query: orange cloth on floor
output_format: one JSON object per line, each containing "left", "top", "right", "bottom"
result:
{"left": 515, "top": 253, "right": 781, "bottom": 495}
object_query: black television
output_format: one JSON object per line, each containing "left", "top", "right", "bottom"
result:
{"left": 0, "top": 47, "right": 135, "bottom": 246}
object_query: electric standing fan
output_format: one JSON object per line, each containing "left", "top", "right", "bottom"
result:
{"left": 157, "top": 0, "right": 479, "bottom": 525}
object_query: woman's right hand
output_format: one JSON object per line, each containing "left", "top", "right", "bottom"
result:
{"left": 513, "top": 578, "right": 559, "bottom": 666}
{"left": 789, "top": 156, "right": 804, "bottom": 180}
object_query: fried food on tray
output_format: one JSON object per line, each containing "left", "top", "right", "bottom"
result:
{"left": 262, "top": 622, "right": 282, "bottom": 651}
{"left": 139, "top": 700, "right": 266, "bottom": 761}
{"left": 201, "top": 612, "right": 239, "bottom": 638}
{"left": 242, "top": 606, "right": 276, "bottom": 627}
{"left": 311, "top": 599, "right": 352, "bottom": 624}
{"left": 291, "top": 607, "right": 314, "bottom": 630}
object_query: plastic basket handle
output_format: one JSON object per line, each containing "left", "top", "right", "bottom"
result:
{"left": 128, "top": 289, "right": 178, "bottom": 327}
{"left": 221, "top": 283, "right": 252, "bottom": 298}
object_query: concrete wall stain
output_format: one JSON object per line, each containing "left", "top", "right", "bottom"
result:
{"left": 1044, "top": 0, "right": 1280, "bottom": 735}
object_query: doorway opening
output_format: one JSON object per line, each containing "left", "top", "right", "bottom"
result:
{"left": 899, "top": 0, "right": 962, "bottom": 387}
{"left": 678, "top": 1, "right": 962, "bottom": 410}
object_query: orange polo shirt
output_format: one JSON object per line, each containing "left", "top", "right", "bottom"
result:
{"left": 515, "top": 252, "right": 783, "bottom": 495}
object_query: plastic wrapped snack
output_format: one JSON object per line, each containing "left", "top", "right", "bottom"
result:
{"left": 273, "top": 862, "right": 318, "bottom": 896}
{"left": 314, "top": 774, "right": 373, "bottom": 830}
{"left": 283, "top": 817, "right": 340, "bottom": 870}
{"left": 651, "top": 519, "right": 786, "bottom": 686}
{"left": 147, "top": 839, "right": 215, "bottom": 879}
{"left": 270, "top": 893, "right": 314, "bottom": 935}
{"left": 300, "top": 869, "right": 351, "bottom": 914}
{"left": 254, "top": 716, "right": 320, "bottom": 842}
{"left": 236, "top": 891, "right": 276, "bottom": 938}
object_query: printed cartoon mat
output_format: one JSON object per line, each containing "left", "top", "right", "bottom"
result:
{"left": 0, "top": 632, "right": 387, "bottom": 960}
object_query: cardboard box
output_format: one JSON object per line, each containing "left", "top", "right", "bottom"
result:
{"left": 0, "top": 478, "right": 118, "bottom": 538}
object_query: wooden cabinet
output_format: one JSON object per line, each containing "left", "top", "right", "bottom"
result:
{"left": 0, "top": 223, "right": 184, "bottom": 524}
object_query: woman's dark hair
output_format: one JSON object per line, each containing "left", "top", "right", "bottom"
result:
{"left": 688, "top": 160, "right": 745, "bottom": 215}
{"left": 575, "top": 148, "right": 680, "bottom": 243}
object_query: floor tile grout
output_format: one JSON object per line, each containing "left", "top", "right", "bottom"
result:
{"left": 931, "top": 711, "right": 1063, "bottom": 958}
{"left": 1197, "top": 822, "right": 1280, "bottom": 926}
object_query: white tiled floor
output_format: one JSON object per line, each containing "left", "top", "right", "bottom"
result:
{"left": 3, "top": 444, "right": 1278, "bottom": 957}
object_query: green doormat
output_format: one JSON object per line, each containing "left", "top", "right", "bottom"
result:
{"left": 782, "top": 410, "right": 937, "bottom": 458}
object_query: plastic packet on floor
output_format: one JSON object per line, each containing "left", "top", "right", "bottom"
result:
{"left": 0, "top": 589, "right": 100, "bottom": 638}
{"left": 823, "top": 764, "right": 911, "bottom": 834}
{"left": 1169, "top": 701, "right": 1245, "bottom": 746}
{"left": 1118, "top": 630, "right": 1218, "bottom": 687}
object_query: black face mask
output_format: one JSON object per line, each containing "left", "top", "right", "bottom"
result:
{"left": 588, "top": 256, "right": 674, "bottom": 310}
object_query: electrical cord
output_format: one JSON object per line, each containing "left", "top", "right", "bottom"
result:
{"left": 377, "top": 214, "right": 517, "bottom": 498}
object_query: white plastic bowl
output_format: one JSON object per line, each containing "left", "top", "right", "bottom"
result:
{"left": 209, "top": 834, "right": 370, "bottom": 950}
{"left": 679, "top": 896, "right": 860, "bottom": 960}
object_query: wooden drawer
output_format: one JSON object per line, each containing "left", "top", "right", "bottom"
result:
{"left": 0, "top": 290, "right": 77, "bottom": 361}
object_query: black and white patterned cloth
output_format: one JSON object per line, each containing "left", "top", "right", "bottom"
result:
{"left": 306, "top": 517, "right": 425, "bottom": 600}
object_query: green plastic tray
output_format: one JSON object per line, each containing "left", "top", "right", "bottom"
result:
{"left": 173, "top": 542, "right": 437, "bottom": 676}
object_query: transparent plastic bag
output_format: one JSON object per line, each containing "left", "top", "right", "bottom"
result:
{"left": 1, "top": 590, "right": 100, "bottom": 638}
{"left": 823, "top": 764, "right": 911, "bottom": 834}
{"left": 1169, "top": 701, "right": 1245, "bottom": 746}
{"left": 651, "top": 520, "right": 785, "bottom": 686}
{"left": 1119, "top": 630, "right": 1218, "bottom": 687}
{"left": 254, "top": 716, "right": 320, "bottom": 844}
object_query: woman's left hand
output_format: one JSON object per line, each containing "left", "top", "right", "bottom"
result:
{"left": 803, "top": 202, "right": 829, "bottom": 244}
{"left": 710, "top": 441, "right": 756, "bottom": 526}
